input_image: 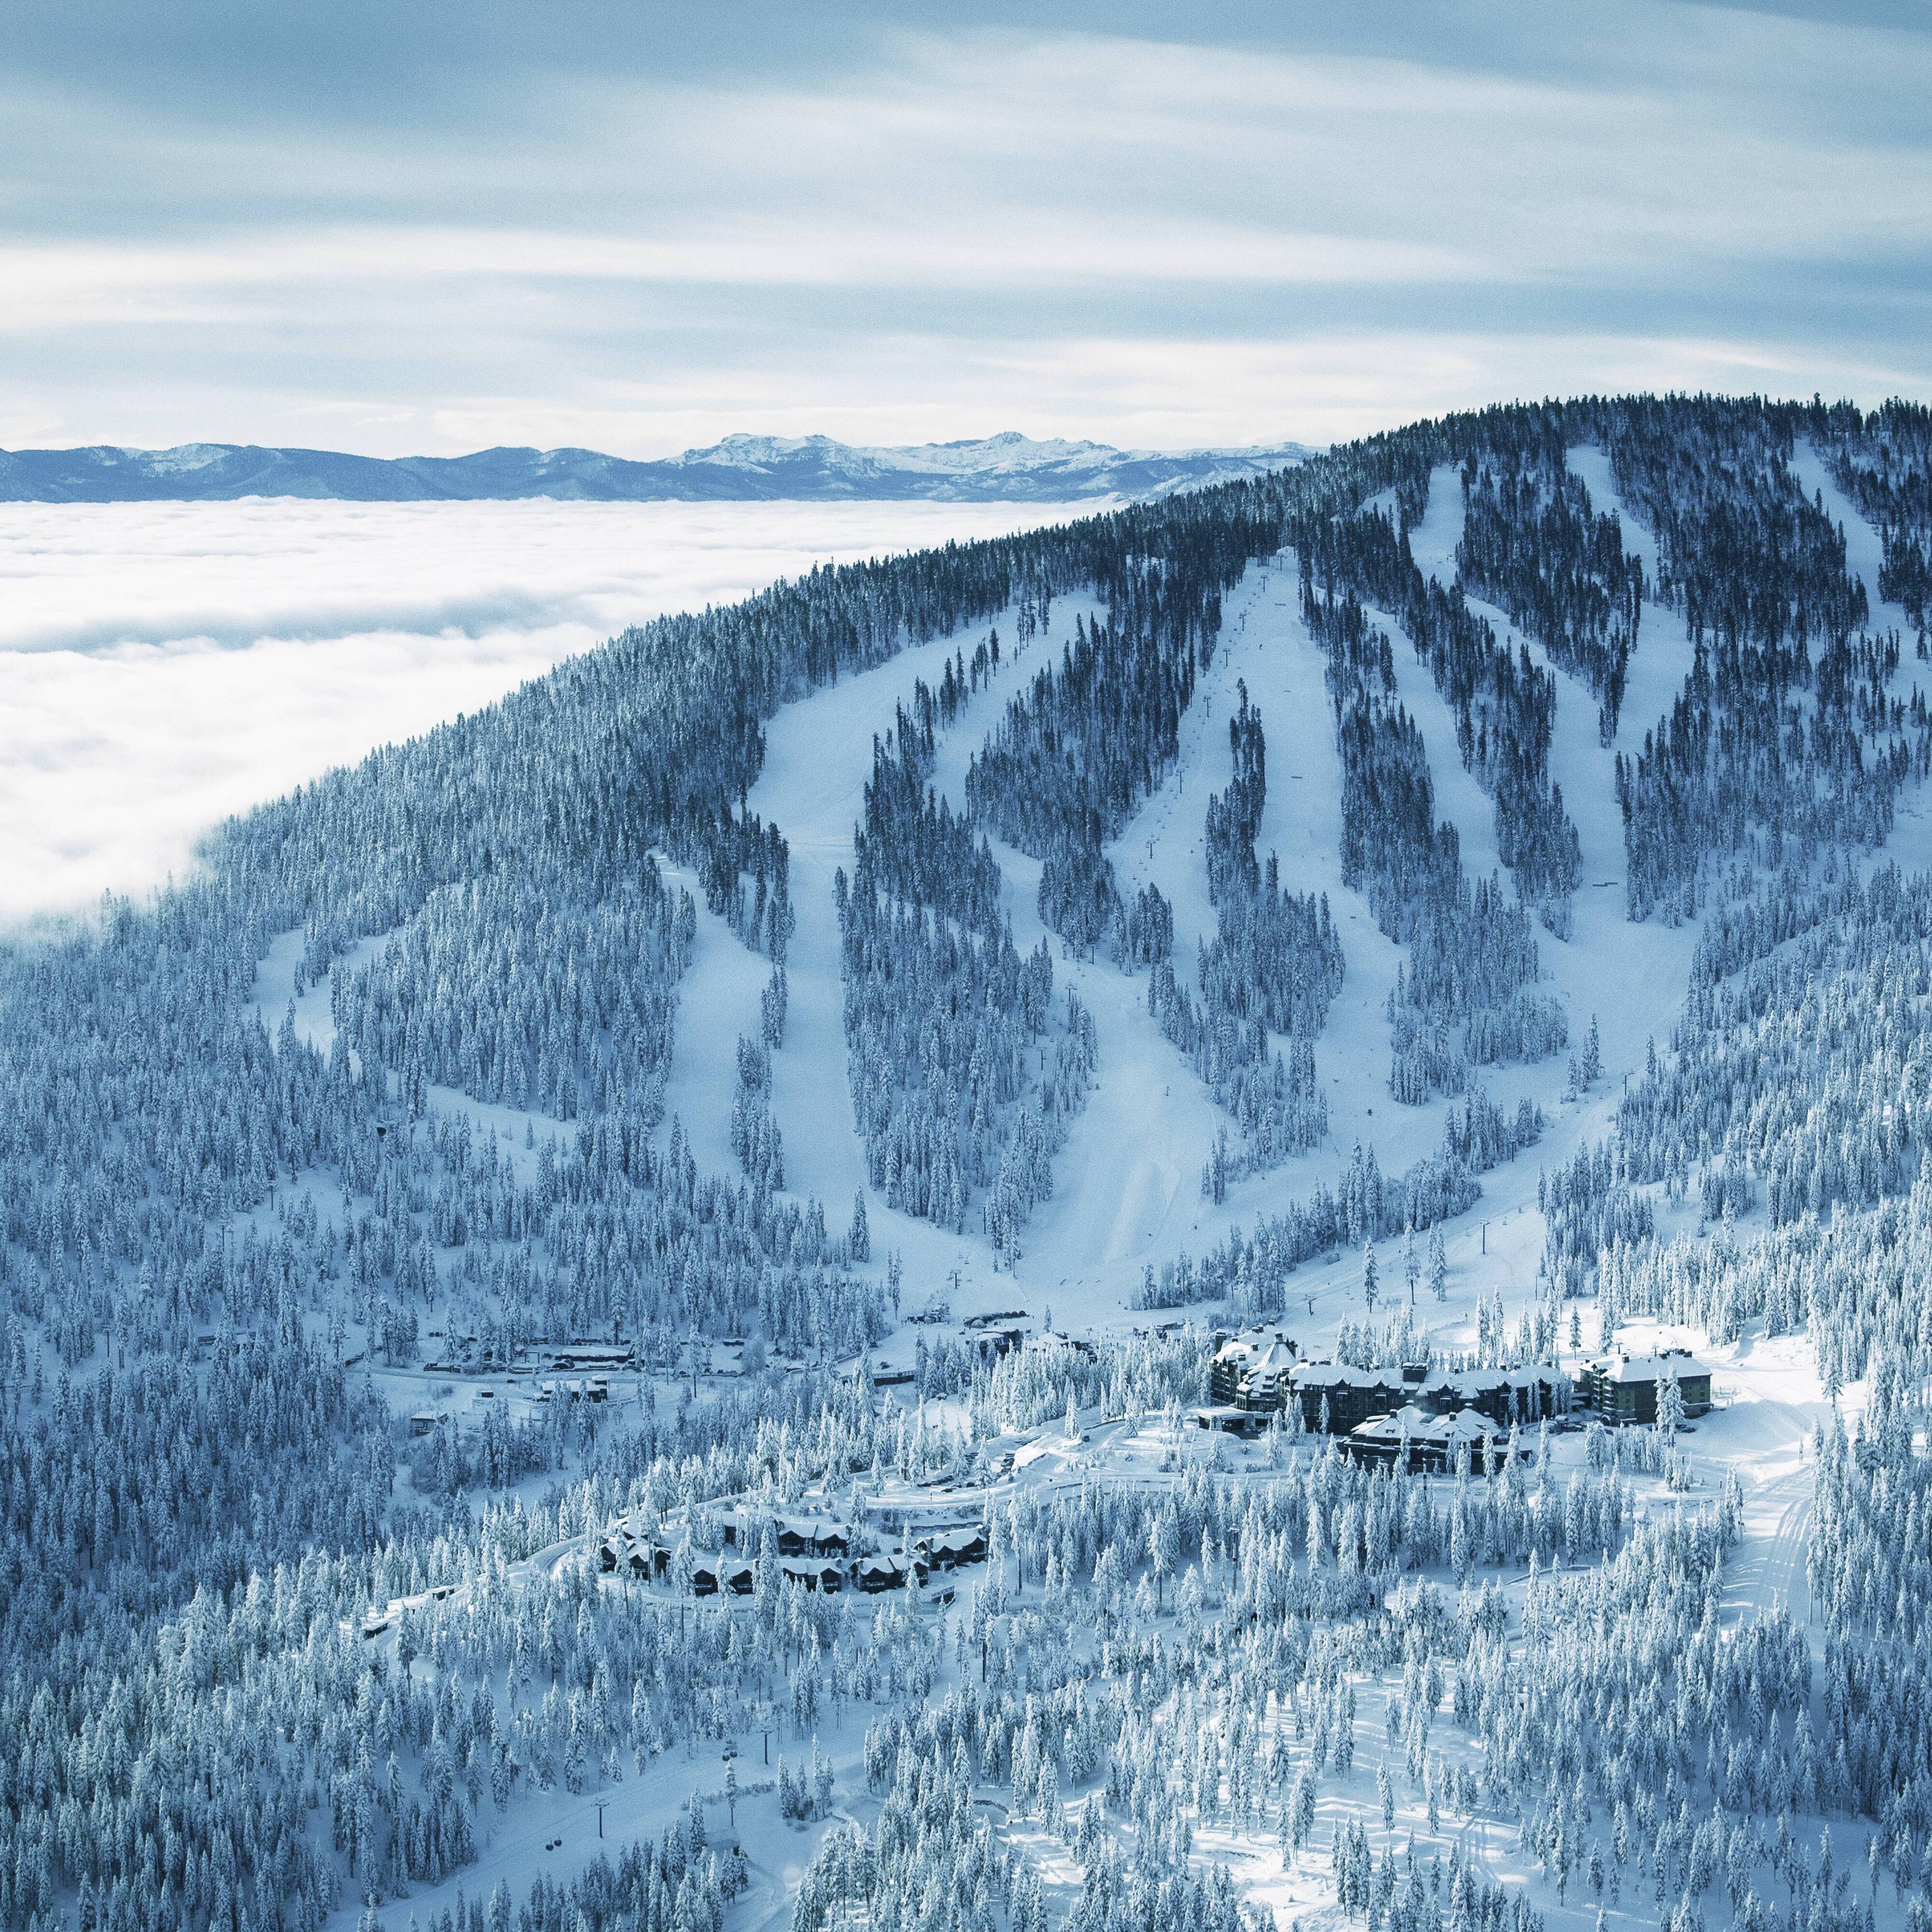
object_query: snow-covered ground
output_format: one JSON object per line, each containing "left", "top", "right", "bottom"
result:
{"left": 227, "top": 453, "right": 1932, "bottom": 1932}
{"left": 240, "top": 444, "right": 1932, "bottom": 1393}
{"left": 24, "top": 428, "right": 1932, "bottom": 1932}
{"left": 631, "top": 495, "right": 1704, "bottom": 1356}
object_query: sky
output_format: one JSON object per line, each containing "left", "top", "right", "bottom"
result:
{"left": 2, "top": 0, "right": 1930, "bottom": 456}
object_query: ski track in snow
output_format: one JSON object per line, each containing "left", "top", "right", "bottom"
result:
{"left": 746, "top": 607, "right": 1105, "bottom": 1308}
{"left": 654, "top": 858, "right": 772, "bottom": 1183}
{"left": 1267, "top": 469, "right": 1700, "bottom": 1344}
{"left": 1562, "top": 444, "right": 1703, "bottom": 763}
{"left": 250, "top": 925, "right": 366, "bottom": 1057}
{"left": 1577, "top": 441, "right": 1932, "bottom": 888}
{"left": 726, "top": 512, "right": 1701, "bottom": 1354}
{"left": 1790, "top": 441, "right": 1932, "bottom": 879}
{"left": 911, "top": 557, "right": 1489, "bottom": 1318}
{"left": 751, "top": 629, "right": 986, "bottom": 1298}
{"left": 1005, "top": 552, "right": 1449, "bottom": 1302}
{"left": 240, "top": 457, "right": 1896, "bottom": 1432}
{"left": 1057, "top": 465, "right": 1713, "bottom": 1364}
{"left": 249, "top": 924, "right": 580, "bottom": 1189}
{"left": 922, "top": 566, "right": 1307, "bottom": 1290}
{"left": 1408, "top": 465, "right": 1701, "bottom": 1104}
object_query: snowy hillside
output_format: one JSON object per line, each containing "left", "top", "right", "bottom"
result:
{"left": 5, "top": 394, "right": 1932, "bottom": 1932}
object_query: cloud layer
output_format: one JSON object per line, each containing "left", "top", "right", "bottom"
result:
{"left": 1, "top": 3, "right": 1928, "bottom": 453}
{"left": 0, "top": 497, "right": 1072, "bottom": 925}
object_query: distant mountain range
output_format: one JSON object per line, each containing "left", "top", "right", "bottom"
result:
{"left": 0, "top": 431, "right": 1316, "bottom": 505}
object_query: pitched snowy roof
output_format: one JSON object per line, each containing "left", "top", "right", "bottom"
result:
{"left": 1422, "top": 1409, "right": 1500, "bottom": 1442}
{"left": 1293, "top": 1361, "right": 1403, "bottom": 1389}
{"left": 781, "top": 1558, "right": 842, "bottom": 1580}
{"left": 1215, "top": 1328, "right": 1288, "bottom": 1364}
{"left": 1350, "top": 1405, "right": 1432, "bottom": 1442}
{"left": 775, "top": 1514, "right": 851, "bottom": 1540}
{"left": 1593, "top": 1350, "right": 1712, "bottom": 1384}
{"left": 1350, "top": 1405, "right": 1499, "bottom": 1447}
{"left": 1240, "top": 1341, "right": 1297, "bottom": 1383}
{"left": 1426, "top": 1365, "right": 1559, "bottom": 1397}
{"left": 918, "top": 1526, "right": 986, "bottom": 1554}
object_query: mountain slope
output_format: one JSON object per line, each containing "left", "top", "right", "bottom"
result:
{"left": 0, "top": 429, "right": 1315, "bottom": 504}
{"left": 9, "top": 394, "right": 1932, "bottom": 1932}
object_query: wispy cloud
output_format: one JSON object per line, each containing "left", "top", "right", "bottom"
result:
{"left": 1, "top": 4, "right": 1928, "bottom": 453}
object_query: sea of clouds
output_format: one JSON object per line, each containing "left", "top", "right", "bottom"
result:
{"left": 0, "top": 496, "right": 1079, "bottom": 926}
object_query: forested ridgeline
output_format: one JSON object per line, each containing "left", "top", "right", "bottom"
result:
{"left": 1154, "top": 686, "right": 1341, "bottom": 1185}
{"left": 1294, "top": 499, "right": 1583, "bottom": 935}
{"left": 839, "top": 709, "right": 1096, "bottom": 1262}
{"left": 13, "top": 396, "right": 1910, "bottom": 1433}
{"left": 1454, "top": 446, "right": 1645, "bottom": 743}
{"left": 1299, "top": 581, "right": 1566, "bottom": 1104}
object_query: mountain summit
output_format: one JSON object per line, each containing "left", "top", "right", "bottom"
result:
{"left": 0, "top": 430, "right": 1314, "bottom": 504}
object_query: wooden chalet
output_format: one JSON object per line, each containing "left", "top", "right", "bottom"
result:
{"left": 912, "top": 1526, "right": 987, "bottom": 1570}
{"left": 780, "top": 1558, "right": 845, "bottom": 1593}
{"left": 856, "top": 1555, "right": 909, "bottom": 1593}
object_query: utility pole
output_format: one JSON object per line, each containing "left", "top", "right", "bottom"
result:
{"left": 596, "top": 1802, "right": 608, "bottom": 1839}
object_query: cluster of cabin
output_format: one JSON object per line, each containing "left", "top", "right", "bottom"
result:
{"left": 1197, "top": 1330, "right": 1714, "bottom": 1470}
{"left": 535, "top": 1376, "right": 610, "bottom": 1404}
{"left": 871, "top": 1309, "right": 1036, "bottom": 1386}
{"left": 359, "top": 1581, "right": 455, "bottom": 1640}
{"left": 421, "top": 1334, "right": 638, "bottom": 1377}
{"left": 961, "top": 1310, "right": 1032, "bottom": 1359}
{"left": 595, "top": 1506, "right": 989, "bottom": 1600}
